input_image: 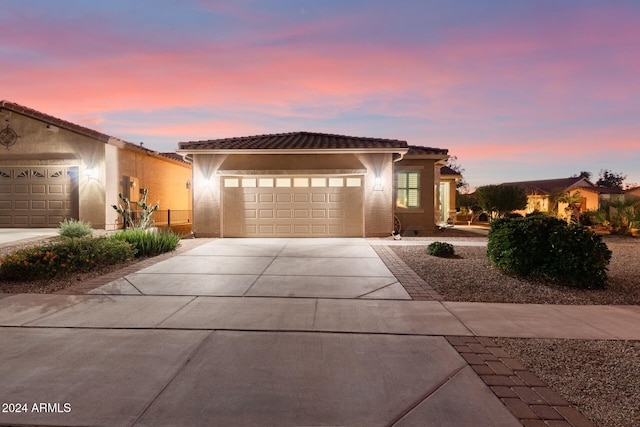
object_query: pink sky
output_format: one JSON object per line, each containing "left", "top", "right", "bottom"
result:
{"left": 2, "top": 1, "right": 639, "bottom": 187}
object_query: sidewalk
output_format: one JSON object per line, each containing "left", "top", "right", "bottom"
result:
{"left": 1, "top": 237, "right": 627, "bottom": 426}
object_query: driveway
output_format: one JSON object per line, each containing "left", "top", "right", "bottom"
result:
{"left": 0, "top": 228, "right": 58, "bottom": 246}
{"left": 1, "top": 237, "right": 607, "bottom": 426}
{"left": 91, "top": 237, "right": 411, "bottom": 299}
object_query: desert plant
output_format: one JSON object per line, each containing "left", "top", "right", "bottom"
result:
{"left": 58, "top": 218, "right": 93, "bottom": 238}
{"left": 487, "top": 215, "right": 611, "bottom": 289}
{"left": 0, "top": 237, "right": 134, "bottom": 280}
{"left": 112, "top": 188, "right": 159, "bottom": 229}
{"left": 475, "top": 184, "right": 528, "bottom": 218}
{"left": 427, "top": 241, "right": 455, "bottom": 257}
{"left": 110, "top": 229, "right": 180, "bottom": 257}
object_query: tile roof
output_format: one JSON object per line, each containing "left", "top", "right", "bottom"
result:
{"left": 406, "top": 145, "right": 449, "bottom": 156}
{"left": 501, "top": 177, "right": 592, "bottom": 195}
{"left": 440, "top": 165, "right": 462, "bottom": 176}
{"left": 178, "top": 131, "right": 409, "bottom": 151}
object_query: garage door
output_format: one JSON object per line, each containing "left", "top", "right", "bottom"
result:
{"left": 222, "top": 176, "right": 363, "bottom": 237}
{"left": 0, "top": 167, "right": 77, "bottom": 228}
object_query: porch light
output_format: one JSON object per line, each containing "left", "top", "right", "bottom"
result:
{"left": 374, "top": 176, "right": 383, "bottom": 191}
{"left": 85, "top": 167, "right": 98, "bottom": 179}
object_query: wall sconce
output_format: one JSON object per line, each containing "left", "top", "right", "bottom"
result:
{"left": 186, "top": 180, "right": 191, "bottom": 189}
{"left": 202, "top": 178, "right": 211, "bottom": 187}
{"left": 374, "top": 176, "right": 383, "bottom": 191}
{"left": 46, "top": 124, "right": 59, "bottom": 133}
{"left": 130, "top": 181, "right": 136, "bottom": 188}
{"left": 85, "top": 167, "right": 99, "bottom": 179}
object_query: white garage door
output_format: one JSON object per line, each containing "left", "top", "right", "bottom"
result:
{"left": 0, "top": 167, "right": 77, "bottom": 228}
{"left": 222, "top": 176, "right": 363, "bottom": 237}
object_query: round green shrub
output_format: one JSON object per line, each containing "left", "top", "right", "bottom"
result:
{"left": 58, "top": 218, "right": 93, "bottom": 238}
{"left": 487, "top": 216, "right": 612, "bottom": 289}
{"left": 427, "top": 241, "right": 455, "bottom": 257}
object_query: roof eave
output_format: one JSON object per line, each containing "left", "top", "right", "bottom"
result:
{"left": 176, "top": 147, "right": 409, "bottom": 155}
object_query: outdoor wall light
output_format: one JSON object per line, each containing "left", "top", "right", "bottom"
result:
{"left": 202, "top": 178, "right": 211, "bottom": 187}
{"left": 374, "top": 176, "right": 383, "bottom": 191}
{"left": 85, "top": 167, "right": 99, "bottom": 179}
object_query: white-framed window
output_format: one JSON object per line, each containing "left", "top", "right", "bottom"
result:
{"left": 396, "top": 171, "right": 420, "bottom": 208}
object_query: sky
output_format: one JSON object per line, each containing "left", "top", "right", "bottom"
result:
{"left": 2, "top": 0, "right": 639, "bottom": 188}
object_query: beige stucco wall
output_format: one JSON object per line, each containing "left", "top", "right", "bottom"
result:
{"left": 0, "top": 110, "right": 108, "bottom": 227}
{"left": 189, "top": 152, "right": 395, "bottom": 237}
{"left": 394, "top": 158, "right": 438, "bottom": 234}
{"left": 109, "top": 145, "right": 192, "bottom": 230}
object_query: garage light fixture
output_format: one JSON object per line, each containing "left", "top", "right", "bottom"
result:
{"left": 374, "top": 176, "right": 383, "bottom": 191}
{"left": 85, "top": 167, "right": 99, "bottom": 179}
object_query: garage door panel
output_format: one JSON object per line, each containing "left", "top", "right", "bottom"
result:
{"left": 14, "top": 201, "right": 29, "bottom": 210}
{"left": 311, "top": 193, "right": 326, "bottom": 203}
{"left": 0, "top": 185, "right": 10, "bottom": 194}
{"left": 14, "top": 185, "right": 29, "bottom": 193}
{"left": 0, "top": 216, "right": 10, "bottom": 225}
{"left": 48, "top": 184, "right": 64, "bottom": 194}
{"left": 32, "top": 200, "right": 47, "bottom": 210}
{"left": 223, "top": 175, "right": 363, "bottom": 237}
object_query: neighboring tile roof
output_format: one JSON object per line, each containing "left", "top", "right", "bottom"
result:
{"left": 406, "top": 145, "right": 449, "bottom": 156}
{"left": 440, "top": 165, "right": 462, "bottom": 176}
{"left": 501, "top": 177, "right": 593, "bottom": 195}
{"left": 0, "top": 100, "right": 190, "bottom": 165}
{"left": 579, "top": 186, "right": 625, "bottom": 194}
{"left": 160, "top": 152, "right": 190, "bottom": 163}
{"left": 1, "top": 100, "right": 113, "bottom": 143}
{"left": 178, "top": 131, "right": 409, "bottom": 150}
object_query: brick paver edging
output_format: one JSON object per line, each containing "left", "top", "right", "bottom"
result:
{"left": 445, "top": 336, "right": 596, "bottom": 427}
{"left": 371, "top": 244, "right": 443, "bottom": 301}
{"left": 372, "top": 244, "right": 596, "bottom": 426}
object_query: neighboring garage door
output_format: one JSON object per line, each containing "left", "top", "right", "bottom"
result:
{"left": 0, "top": 166, "right": 77, "bottom": 228}
{"left": 222, "top": 176, "right": 363, "bottom": 237}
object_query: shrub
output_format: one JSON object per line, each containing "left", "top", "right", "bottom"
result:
{"left": 487, "top": 216, "right": 612, "bottom": 289}
{"left": 110, "top": 229, "right": 180, "bottom": 257}
{"left": 0, "top": 237, "right": 134, "bottom": 280}
{"left": 58, "top": 218, "right": 93, "bottom": 238}
{"left": 427, "top": 241, "right": 455, "bottom": 257}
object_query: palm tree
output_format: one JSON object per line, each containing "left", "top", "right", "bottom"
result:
{"left": 558, "top": 191, "right": 584, "bottom": 224}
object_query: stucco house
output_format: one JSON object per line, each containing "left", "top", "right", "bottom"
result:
{"left": 178, "top": 132, "right": 449, "bottom": 237}
{"left": 0, "top": 101, "right": 192, "bottom": 230}
{"left": 502, "top": 176, "right": 624, "bottom": 218}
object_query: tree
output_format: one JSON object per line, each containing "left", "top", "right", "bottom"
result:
{"left": 446, "top": 155, "right": 469, "bottom": 192}
{"left": 456, "top": 192, "right": 483, "bottom": 224}
{"left": 571, "top": 171, "right": 592, "bottom": 180}
{"left": 475, "top": 185, "right": 528, "bottom": 218}
{"left": 596, "top": 169, "right": 626, "bottom": 189}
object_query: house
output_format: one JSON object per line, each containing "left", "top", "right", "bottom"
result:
{"left": 178, "top": 132, "right": 449, "bottom": 237}
{"left": 0, "top": 101, "right": 192, "bottom": 230}
{"left": 501, "top": 176, "right": 624, "bottom": 218}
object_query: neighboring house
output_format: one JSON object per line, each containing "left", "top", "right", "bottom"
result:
{"left": 501, "top": 176, "right": 624, "bottom": 217}
{"left": 178, "top": 132, "right": 449, "bottom": 237}
{"left": 0, "top": 101, "right": 192, "bottom": 229}
{"left": 626, "top": 186, "right": 640, "bottom": 201}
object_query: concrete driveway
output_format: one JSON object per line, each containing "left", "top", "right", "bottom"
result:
{"left": 0, "top": 238, "right": 551, "bottom": 426}
{"left": 91, "top": 238, "right": 411, "bottom": 299}
{"left": 0, "top": 228, "right": 58, "bottom": 246}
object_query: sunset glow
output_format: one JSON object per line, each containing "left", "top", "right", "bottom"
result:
{"left": 2, "top": 0, "right": 639, "bottom": 186}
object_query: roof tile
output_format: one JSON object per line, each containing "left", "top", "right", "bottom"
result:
{"left": 179, "top": 131, "right": 410, "bottom": 150}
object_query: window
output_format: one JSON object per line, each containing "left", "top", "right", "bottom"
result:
{"left": 396, "top": 172, "right": 420, "bottom": 208}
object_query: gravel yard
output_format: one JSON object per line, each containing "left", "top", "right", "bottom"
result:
{"left": 393, "top": 235, "right": 640, "bottom": 427}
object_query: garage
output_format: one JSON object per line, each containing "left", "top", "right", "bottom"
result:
{"left": 0, "top": 166, "right": 77, "bottom": 227}
{"left": 222, "top": 175, "right": 363, "bottom": 237}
